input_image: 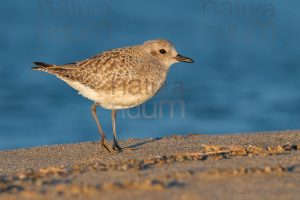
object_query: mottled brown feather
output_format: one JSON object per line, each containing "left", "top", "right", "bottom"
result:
{"left": 51, "top": 46, "right": 166, "bottom": 92}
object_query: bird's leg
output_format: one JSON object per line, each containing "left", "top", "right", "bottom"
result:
{"left": 91, "top": 103, "right": 111, "bottom": 152}
{"left": 111, "top": 110, "right": 122, "bottom": 152}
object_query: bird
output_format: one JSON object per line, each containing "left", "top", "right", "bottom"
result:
{"left": 32, "top": 39, "right": 193, "bottom": 152}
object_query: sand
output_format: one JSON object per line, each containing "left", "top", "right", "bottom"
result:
{"left": 0, "top": 130, "right": 300, "bottom": 200}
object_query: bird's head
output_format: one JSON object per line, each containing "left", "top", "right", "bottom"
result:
{"left": 142, "top": 39, "right": 193, "bottom": 67}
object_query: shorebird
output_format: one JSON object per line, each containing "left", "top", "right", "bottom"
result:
{"left": 32, "top": 39, "right": 193, "bottom": 152}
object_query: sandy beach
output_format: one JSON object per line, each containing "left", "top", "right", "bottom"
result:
{"left": 0, "top": 130, "right": 300, "bottom": 200}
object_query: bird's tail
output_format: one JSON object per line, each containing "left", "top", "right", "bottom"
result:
{"left": 32, "top": 62, "right": 72, "bottom": 77}
{"left": 32, "top": 62, "right": 54, "bottom": 72}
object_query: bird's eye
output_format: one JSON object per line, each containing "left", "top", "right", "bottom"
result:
{"left": 159, "top": 49, "right": 167, "bottom": 54}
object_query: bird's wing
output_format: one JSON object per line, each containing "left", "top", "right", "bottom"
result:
{"left": 59, "top": 47, "right": 146, "bottom": 90}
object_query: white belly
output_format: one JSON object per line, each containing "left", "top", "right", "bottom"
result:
{"left": 61, "top": 78, "right": 163, "bottom": 110}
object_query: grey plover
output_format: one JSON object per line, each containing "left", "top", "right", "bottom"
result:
{"left": 32, "top": 39, "right": 193, "bottom": 152}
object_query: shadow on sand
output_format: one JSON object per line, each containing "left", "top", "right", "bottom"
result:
{"left": 125, "top": 137, "right": 162, "bottom": 149}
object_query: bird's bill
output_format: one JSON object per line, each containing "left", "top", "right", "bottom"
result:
{"left": 175, "top": 54, "right": 194, "bottom": 63}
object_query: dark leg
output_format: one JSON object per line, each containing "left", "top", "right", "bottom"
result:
{"left": 91, "top": 103, "right": 111, "bottom": 152}
{"left": 111, "top": 110, "right": 122, "bottom": 152}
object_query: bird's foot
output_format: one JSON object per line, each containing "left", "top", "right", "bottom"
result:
{"left": 101, "top": 140, "right": 133, "bottom": 153}
{"left": 101, "top": 139, "right": 113, "bottom": 153}
{"left": 112, "top": 143, "right": 123, "bottom": 152}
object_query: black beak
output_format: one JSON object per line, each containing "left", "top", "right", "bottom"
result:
{"left": 176, "top": 54, "right": 194, "bottom": 63}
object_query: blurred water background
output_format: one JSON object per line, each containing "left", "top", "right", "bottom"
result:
{"left": 0, "top": 0, "right": 299, "bottom": 150}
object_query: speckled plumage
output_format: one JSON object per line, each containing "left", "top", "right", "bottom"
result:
{"left": 33, "top": 39, "right": 193, "bottom": 152}
{"left": 33, "top": 39, "right": 191, "bottom": 109}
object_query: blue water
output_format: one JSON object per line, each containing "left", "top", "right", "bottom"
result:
{"left": 0, "top": 0, "right": 300, "bottom": 150}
